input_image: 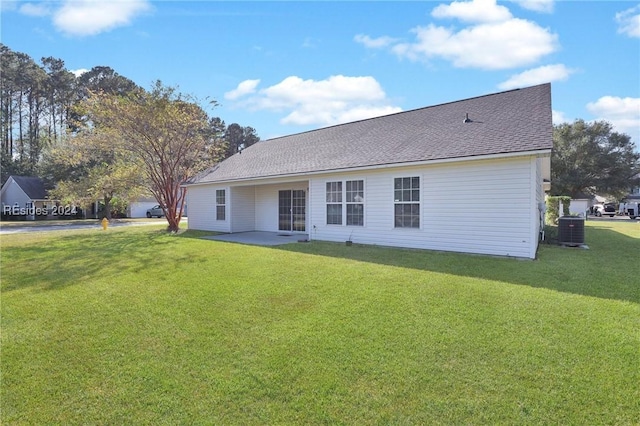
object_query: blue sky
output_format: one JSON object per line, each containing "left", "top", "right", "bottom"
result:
{"left": 2, "top": 0, "right": 639, "bottom": 145}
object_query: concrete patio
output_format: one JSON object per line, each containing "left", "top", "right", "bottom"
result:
{"left": 202, "top": 231, "right": 309, "bottom": 247}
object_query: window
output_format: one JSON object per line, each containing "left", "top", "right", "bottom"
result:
{"left": 346, "top": 180, "right": 364, "bottom": 226}
{"left": 326, "top": 180, "right": 364, "bottom": 226}
{"left": 394, "top": 177, "right": 420, "bottom": 228}
{"left": 216, "top": 189, "right": 226, "bottom": 221}
{"left": 326, "top": 182, "right": 342, "bottom": 225}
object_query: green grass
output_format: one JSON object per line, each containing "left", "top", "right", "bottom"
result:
{"left": 1, "top": 222, "right": 639, "bottom": 424}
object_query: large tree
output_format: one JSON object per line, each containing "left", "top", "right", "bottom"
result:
{"left": 82, "top": 82, "right": 225, "bottom": 232}
{"left": 223, "top": 122, "right": 260, "bottom": 158}
{"left": 43, "top": 133, "right": 146, "bottom": 219}
{"left": 551, "top": 120, "right": 640, "bottom": 199}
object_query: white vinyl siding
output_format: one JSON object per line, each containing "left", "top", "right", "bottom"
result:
{"left": 0, "top": 178, "right": 31, "bottom": 211}
{"left": 186, "top": 185, "right": 230, "bottom": 232}
{"left": 187, "top": 155, "right": 541, "bottom": 258}
{"left": 309, "top": 156, "right": 538, "bottom": 258}
{"left": 128, "top": 200, "right": 158, "bottom": 218}
{"left": 254, "top": 182, "right": 308, "bottom": 232}
{"left": 230, "top": 186, "right": 255, "bottom": 232}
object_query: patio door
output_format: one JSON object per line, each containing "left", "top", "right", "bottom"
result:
{"left": 278, "top": 190, "right": 305, "bottom": 232}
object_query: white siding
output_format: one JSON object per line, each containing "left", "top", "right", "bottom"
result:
{"left": 230, "top": 186, "right": 256, "bottom": 232}
{"left": 1, "top": 178, "right": 30, "bottom": 210}
{"left": 186, "top": 185, "right": 230, "bottom": 232}
{"left": 186, "top": 156, "right": 542, "bottom": 258}
{"left": 255, "top": 182, "right": 308, "bottom": 232}
{"left": 188, "top": 181, "right": 308, "bottom": 233}
{"left": 309, "top": 156, "right": 538, "bottom": 258}
{"left": 128, "top": 200, "right": 158, "bottom": 218}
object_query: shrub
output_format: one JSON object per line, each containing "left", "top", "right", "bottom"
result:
{"left": 541, "top": 224, "right": 558, "bottom": 244}
{"left": 546, "top": 196, "right": 571, "bottom": 225}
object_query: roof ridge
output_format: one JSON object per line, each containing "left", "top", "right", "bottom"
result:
{"left": 265, "top": 83, "right": 548, "bottom": 142}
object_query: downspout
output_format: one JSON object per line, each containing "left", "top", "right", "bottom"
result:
{"left": 307, "top": 181, "right": 312, "bottom": 241}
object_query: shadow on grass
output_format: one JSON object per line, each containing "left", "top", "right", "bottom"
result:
{"left": 1, "top": 228, "right": 188, "bottom": 293}
{"left": 277, "top": 224, "right": 639, "bottom": 304}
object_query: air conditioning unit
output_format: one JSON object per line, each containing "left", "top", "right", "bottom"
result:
{"left": 558, "top": 216, "right": 585, "bottom": 246}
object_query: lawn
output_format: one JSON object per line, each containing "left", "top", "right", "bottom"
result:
{"left": 1, "top": 221, "right": 639, "bottom": 424}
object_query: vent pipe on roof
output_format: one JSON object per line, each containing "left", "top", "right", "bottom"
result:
{"left": 463, "top": 113, "right": 472, "bottom": 123}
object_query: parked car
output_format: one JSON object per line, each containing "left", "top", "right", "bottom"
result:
{"left": 146, "top": 205, "right": 165, "bottom": 218}
{"left": 592, "top": 203, "right": 616, "bottom": 217}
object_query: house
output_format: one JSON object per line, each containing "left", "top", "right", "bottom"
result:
{"left": 184, "top": 84, "right": 553, "bottom": 259}
{"left": 623, "top": 173, "right": 640, "bottom": 202}
{"left": 127, "top": 196, "right": 161, "bottom": 218}
{"left": 126, "top": 197, "right": 187, "bottom": 218}
{"left": 1, "top": 176, "right": 52, "bottom": 220}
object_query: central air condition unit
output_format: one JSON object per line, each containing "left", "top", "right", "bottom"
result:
{"left": 558, "top": 216, "right": 585, "bottom": 246}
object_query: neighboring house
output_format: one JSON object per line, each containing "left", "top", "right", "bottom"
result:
{"left": 127, "top": 197, "right": 160, "bottom": 218}
{"left": 568, "top": 198, "right": 589, "bottom": 217}
{"left": 185, "top": 84, "right": 553, "bottom": 259}
{"left": 0, "top": 175, "right": 52, "bottom": 220}
{"left": 624, "top": 173, "right": 640, "bottom": 202}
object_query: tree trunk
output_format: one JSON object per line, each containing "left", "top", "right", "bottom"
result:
{"left": 164, "top": 186, "right": 186, "bottom": 233}
{"left": 103, "top": 195, "right": 112, "bottom": 220}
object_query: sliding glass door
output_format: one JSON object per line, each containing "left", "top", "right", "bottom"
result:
{"left": 278, "top": 190, "right": 305, "bottom": 232}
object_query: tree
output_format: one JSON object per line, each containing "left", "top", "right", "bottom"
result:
{"left": 41, "top": 56, "right": 76, "bottom": 145}
{"left": 82, "top": 82, "right": 225, "bottom": 232}
{"left": 551, "top": 120, "right": 640, "bottom": 199}
{"left": 43, "top": 133, "right": 146, "bottom": 219}
{"left": 69, "top": 66, "right": 140, "bottom": 132}
{"left": 0, "top": 45, "right": 49, "bottom": 172}
{"left": 223, "top": 123, "right": 259, "bottom": 158}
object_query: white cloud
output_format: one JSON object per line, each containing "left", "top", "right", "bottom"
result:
{"left": 228, "top": 75, "right": 402, "bottom": 127}
{"left": 587, "top": 96, "right": 640, "bottom": 141}
{"left": 71, "top": 68, "right": 89, "bottom": 77}
{"left": 616, "top": 5, "right": 640, "bottom": 38}
{"left": 302, "top": 37, "right": 319, "bottom": 48}
{"left": 552, "top": 109, "right": 570, "bottom": 125}
{"left": 0, "top": 1, "right": 18, "bottom": 12}
{"left": 359, "top": 0, "right": 558, "bottom": 70}
{"left": 354, "top": 34, "right": 398, "bottom": 49}
{"left": 52, "top": 0, "right": 152, "bottom": 37}
{"left": 19, "top": 2, "right": 50, "bottom": 17}
{"left": 224, "top": 79, "right": 261, "bottom": 101}
{"left": 392, "top": 18, "right": 558, "bottom": 70}
{"left": 431, "top": 0, "right": 512, "bottom": 23}
{"left": 498, "top": 64, "right": 575, "bottom": 90}
{"left": 512, "top": 0, "right": 554, "bottom": 13}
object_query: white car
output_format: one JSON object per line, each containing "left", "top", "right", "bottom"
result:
{"left": 592, "top": 203, "right": 616, "bottom": 217}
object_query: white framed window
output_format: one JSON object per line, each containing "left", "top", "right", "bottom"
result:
{"left": 345, "top": 180, "right": 364, "bottom": 226}
{"left": 215, "top": 189, "right": 226, "bottom": 221}
{"left": 326, "top": 181, "right": 342, "bottom": 225}
{"left": 326, "top": 180, "right": 364, "bottom": 226}
{"left": 394, "top": 177, "right": 420, "bottom": 228}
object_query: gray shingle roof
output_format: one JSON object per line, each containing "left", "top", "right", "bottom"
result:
{"left": 189, "top": 83, "right": 552, "bottom": 185}
{"left": 10, "top": 176, "right": 48, "bottom": 199}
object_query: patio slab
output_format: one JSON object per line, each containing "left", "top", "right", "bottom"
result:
{"left": 202, "top": 231, "right": 309, "bottom": 246}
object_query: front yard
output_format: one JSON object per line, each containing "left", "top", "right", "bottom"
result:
{"left": 1, "top": 221, "right": 638, "bottom": 424}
